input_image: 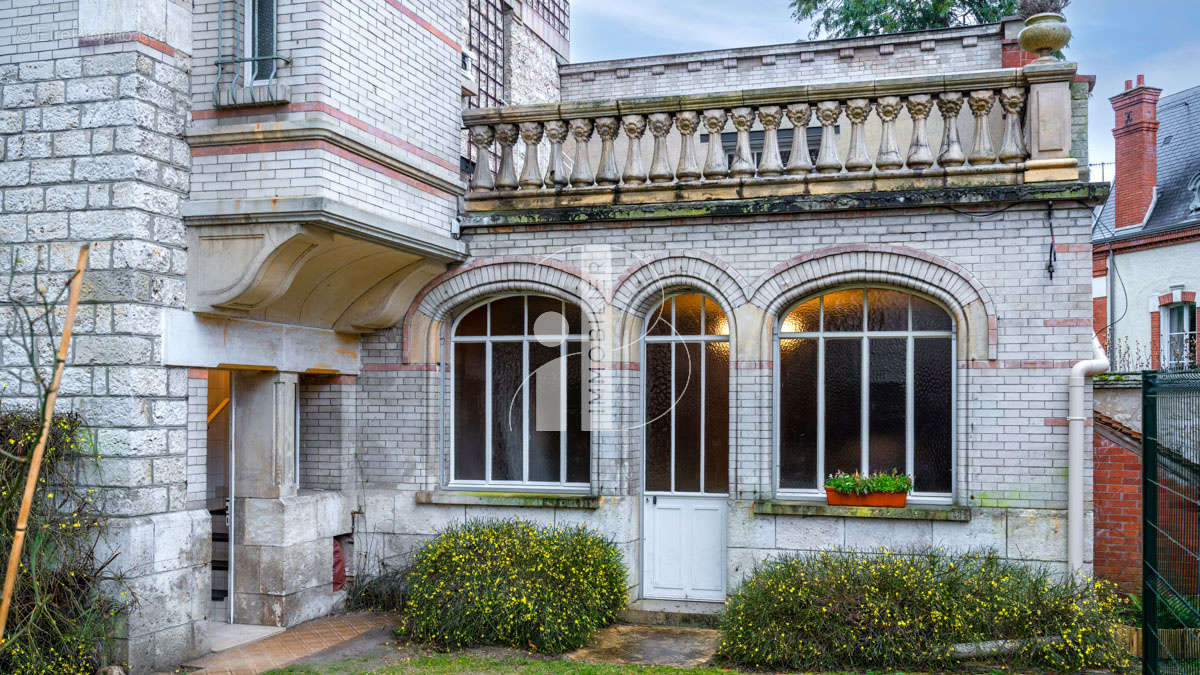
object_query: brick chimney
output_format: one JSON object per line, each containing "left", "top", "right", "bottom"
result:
{"left": 1111, "top": 74, "right": 1162, "bottom": 229}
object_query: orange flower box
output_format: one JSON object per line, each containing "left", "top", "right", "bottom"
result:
{"left": 825, "top": 487, "right": 908, "bottom": 508}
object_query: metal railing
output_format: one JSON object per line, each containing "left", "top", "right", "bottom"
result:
{"left": 1143, "top": 369, "right": 1200, "bottom": 674}
{"left": 211, "top": 0, "right": 290, "bottom": 107}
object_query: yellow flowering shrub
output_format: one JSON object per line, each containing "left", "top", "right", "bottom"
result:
{"left": 0, "top": 411, "right": 126, "bottom": 674}
{"left": 718, "top": 548, "right": 1130, "bottom": 671}
{"left": 399, "top": 519, "right": 626, "bottom": 653}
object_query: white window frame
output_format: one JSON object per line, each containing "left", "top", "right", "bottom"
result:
{"left": 448, "top": 294, "right": 590, "bottom": 492}
{"left": 243, "top": 0, "right": 278, "bottom": 84}
{"left": 640, "top": 294, "right": 731, "bottom": 497}
{"left": 1162, "top": 301, "right": 1197, "bottom": 370}
{"left": 773, "top": 288, "right": 956, "bottom": 504}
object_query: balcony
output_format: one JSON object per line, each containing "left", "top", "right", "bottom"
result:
{"left": 462, "top": 60, "right": 1091, "bottom": 222}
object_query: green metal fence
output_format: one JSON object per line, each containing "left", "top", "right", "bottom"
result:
{"left": 1143, "top": 370, "right": 1200, "bottom": 674}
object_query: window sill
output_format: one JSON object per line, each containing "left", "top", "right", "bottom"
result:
{"left": 415, "top": 490, "right": 601, "bottom": 510}
{"left": 753, "top": 499, "right": 971, "bottom": 522}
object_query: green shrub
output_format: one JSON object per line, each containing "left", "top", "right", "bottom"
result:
{"left": 718, "top": 548, "right": 1130, "bottom": 671}
{"left": 399, "top": 519, "right": 626, "bottom": 653}
{"left": 0, "top": 411, "right": 126, "bottom": 674}
{"left": 824, "top": 470, "right": 913, "bottom": 495}
{"left": 346, "top": 561, "right": 409, "bottom": 613}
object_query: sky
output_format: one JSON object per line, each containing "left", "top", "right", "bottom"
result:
{"left": 569, "top": 0, "right": 1200, "bottom": 170}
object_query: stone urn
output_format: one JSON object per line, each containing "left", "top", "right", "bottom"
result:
{"left": 1018, "top": 12, "right": 1071, "bottom": 60}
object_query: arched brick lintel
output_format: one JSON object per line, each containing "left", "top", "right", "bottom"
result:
{"left": 400, "top": 257, "right": 607, "bottom": 364}
{"left": 749, "top": 244, "right": 999, "bottom": 361}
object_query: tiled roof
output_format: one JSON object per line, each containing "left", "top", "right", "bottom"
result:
{"left": 1093, "top": 84, "right": 1200, "bottom": 243}
{"left": 1094, "top": 410, "right": 1142, "bottom": 443}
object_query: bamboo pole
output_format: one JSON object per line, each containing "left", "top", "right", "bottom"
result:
{"left": 0, "top": 244, "right": 90, "bottom": 642}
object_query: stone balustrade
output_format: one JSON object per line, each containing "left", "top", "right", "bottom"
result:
{"left": 462, "top": 61, "right": 1082, "bottom": 210}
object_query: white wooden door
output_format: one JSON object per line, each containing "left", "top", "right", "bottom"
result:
{"left": 643, "top": 496, "right": 726, "bottom": 601}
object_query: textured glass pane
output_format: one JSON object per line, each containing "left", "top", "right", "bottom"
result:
{"left": 647, "top": 300, "right": 670, "bottom": 336}
{"left": 782, "top": 298, "right": 819, "bottom": 333}
{"left": 566, "top": 342, "right": 590, "bottom": 482}
{"left": 825, "top": 338, "right": 862, "bottom": 475}
{"left": 453, "top": 343, "right": 486, "bottom": 480}
{"left": 674, "top": 342, "right": 702, "bottom": 492}
{"left": 456, "top": 305, "right": 486, "bottom": 336}
{"left": 527, "top": 296, "right": 564, "bottom": 335}
{"left": 704, "top": 342, "right": 729, "bottom": 493}
{"left": 675, "top": 294, "right": 703, "bottom": 335}
{"left": 912, "top": 295, "right": 953, "bottom": 331}
{"left": 704, "top": 297, "right": 729, "bottom": 336}
{"left": 490, "top": 296, "right": 525, "bottom": 335}
{"left": 645, "top": 344, "right": 671, "bottom": 491}
{"left": 528, "top": 343, "right": 561, "bottom": 482}
{"left": 565, "top": 301, "right": 584, "bottom": 335}
{"left": 823, "top": 290, "right": 865, "bottom": 332}
{"left": 869, "top": 338, "right": 907, "bottom": 475}
{"left": 779, "top": 338, "right": 818, "bottom": 489}
{"left": 867, "top": 289, "right": 909, "bottom": 332}
{"left": 491, "top": 342, "right": 523, "bottom": 480}
{"left": 252, "top": 0, "right": 276, "bottom": 80}
{"left": 914, "top": 338, "right": 952, "bottom": 493}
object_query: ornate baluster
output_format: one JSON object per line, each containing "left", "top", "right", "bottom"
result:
{"left": 785, "top": 103, "right": 813, "bottom": 174}
{"left": 844, "top": 99, "right": 873, "bottom": 172}
{"left": 544, "top": 120, "right": 569, "bottom": 187}
{"left": 875, "top": 97, "right": 903, "bottom": 171}
{"left": 968, "top": 90, "right": 996, "bottom": 165}
{"left": 702, "top": 109, "right": 729, "bottom": 179}
{"left": 468, "top": 125, "right": 494, "bottom": 191}
{"left": 815, "top": 100, "right": 843, "bottom": 174}
{"left": 494, "top": 123, "right": 519, "bottom": 190}
{"left": 905, "top": 95, "right": 934, "bottom": 170}
{"left": 648, "top": 113, "right": 675, "bottom": 183}
{"left": 675, "top": 111, "right": 701, "bottom": 181}
{"left": 621, "top": 114, "right": 648, "bottom": 185}
{"left": 936, "top": 93, "right": 966, "bottom": 168}
{"left": 757, "top": 106, "right": 784, "bottom": 176}
{"left": 730, "top": 107, "right": 756, "bottom": 177}
{"left": 998, "top": 87, "right": 1028, "bottom": 164}
{"left": 518, "top": 122, "right": 544, "bottom": 189}
{"left": 594, "top": 117, "right": 620, "bottom": 185}
{"left": 569, "top": 119, "right": 595, "bottom": 187}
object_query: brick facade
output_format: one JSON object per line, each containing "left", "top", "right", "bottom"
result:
{"left": 3, "top": 2, "right": 1108, "bottom": 670}
{"left": 1093, "top": 423, "right": 1141, "bottom": 593}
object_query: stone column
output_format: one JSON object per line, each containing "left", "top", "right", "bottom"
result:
{"left": 232, "top": 371, "right": 299, "bottom": 499}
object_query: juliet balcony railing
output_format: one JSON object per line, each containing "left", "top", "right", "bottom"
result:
{"left": 462, "top": 60, "right": 1082, "bottom": 210}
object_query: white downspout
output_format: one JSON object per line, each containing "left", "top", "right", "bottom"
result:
{"left": 1068, "top": 336, "right": 1109, "bottom": 577}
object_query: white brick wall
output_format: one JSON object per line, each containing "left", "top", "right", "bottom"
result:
{"left": 561, "top": 24, "right": 1004, "bottom": 101}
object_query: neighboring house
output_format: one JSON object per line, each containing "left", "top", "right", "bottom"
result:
{"left": 1091, "top": 77, "right": 1200, "bottom": 595}
{"left": 1093, "top": 77, "right": 1200, "bottom": 371}
{"left": 0, "top": 2, "right": 1105, "bottom": 672}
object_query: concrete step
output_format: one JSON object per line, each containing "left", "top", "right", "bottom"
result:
{"left": 619, "top": 599, "right": 725, "bottom": 628}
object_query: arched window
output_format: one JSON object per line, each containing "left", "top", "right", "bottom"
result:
{"left": 644, "top": 293, "right": 730, "bottom": 494}
{"left": 451, "top": 295, "right": 590, "bottom": 487}
{"left": 777, "top": 288, "right": 954, "bottom": 497}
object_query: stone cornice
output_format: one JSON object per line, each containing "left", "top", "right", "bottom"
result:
{"left": 461, "top": 182, "right": 1110, "bottom": 228}
{"left": 184, "top": 196, "right": 467, "bottom": 262}
{"left": 187, "top": 118, "right": 465, "bottom": 197}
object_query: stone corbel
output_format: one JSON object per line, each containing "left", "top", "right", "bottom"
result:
{"left": 188, "top": 223, "right": 329, "bottom": 315}
{"left": 333, "top": 260, "right": 446, "bottom": 333}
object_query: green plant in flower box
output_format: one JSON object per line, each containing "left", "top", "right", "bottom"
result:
{"left": 824, "top": 470, "right": 913, "bottom": 495}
